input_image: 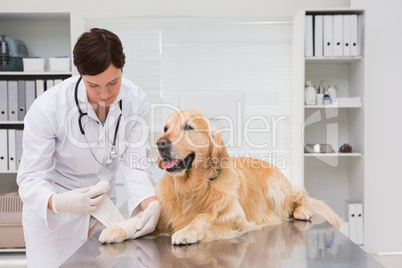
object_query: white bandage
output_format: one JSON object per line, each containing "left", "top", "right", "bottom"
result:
{"left": 90, "top": 180, "right": 126, "bottom": 227}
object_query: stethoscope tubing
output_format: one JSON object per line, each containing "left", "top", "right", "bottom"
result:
{"left": 74, "top": 76, "right": 122, "bottom": 163}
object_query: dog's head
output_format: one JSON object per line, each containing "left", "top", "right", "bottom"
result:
{"left": 156, "top": 110, "right": 229, "bottom": 175}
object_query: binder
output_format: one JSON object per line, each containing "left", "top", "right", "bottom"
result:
{"left": 323, "top": 15, "right": 333, "bottom": 56}
{"left": 54, "top": 79, "right": 63, "bottom": 85}
{"left": 347, "top": 202, "right": 364, "bottom": 245}
{"left": 36, "top": 80, "right": 45, "bottom": 97}
{"left": 25, "top": 80, "right": 36, "bottom": 113}
{"left": 343, "top": 15, "right": 351, "bottom": 56}
{"left": 333, "top": 15, "right": 343, "bottom": 56}
{"left": 0, "top": 129, "right": 7, "bottom": 171}
{"left": 0, "top": 81, "right": 7, "bottom": 121}
{"left": 355, "top": 203, "right": 364, "bottom": 245}
{"left": 17, "top": 80, "right": 26, "bottom": 121}
{"left": 15, "top": 130, "right": 23, "bottom": 170}
{"left": 8, "top": 129, "right": 16, "bottom": 171}
{"left": 7, "top": 81, "right": 18, "bottom": 121}
{"left": 347, "top": 202, "right": 357, "bottom": 243}
{"left": 350, "top": 14, "right": 359, "bottom": 56}
{"left": 314, "top": 15, "right": 323, "bottom": 57}
{"left": 305, "top": 15, "right": 313, "bottom": 57}
{"left": 46, "top": 79, "right": 54, "bottom": 91}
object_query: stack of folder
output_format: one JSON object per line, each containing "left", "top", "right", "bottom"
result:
{"left": 0, "top": 79, "right": 64, "bottom": 122}
{"left": 0, "top": 129, "right": 23, "bottom": 172}
{"left": 305, "top": 13, "right": 363, "bottom": 57}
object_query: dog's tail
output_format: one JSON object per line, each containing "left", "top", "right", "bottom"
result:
{"left": 308, "top": 197, "right": 341, "bottom": 229}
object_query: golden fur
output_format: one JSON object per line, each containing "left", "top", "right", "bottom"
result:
{"left": 152, "top": 110, "right": 340, "bottom": 244}
{"left": 99, "top": 110, "right": 340, "bottom": 244}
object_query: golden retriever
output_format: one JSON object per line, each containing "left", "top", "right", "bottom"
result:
{"left": 100, "top": 110, "right": 340, "bottom": 245}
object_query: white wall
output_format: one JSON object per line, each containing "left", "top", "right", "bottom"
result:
{"left": 5, "top": 0, "right": 349, "bottom": 17}
{"left": 352, "top": 0, "right": 402, "bottom": 254}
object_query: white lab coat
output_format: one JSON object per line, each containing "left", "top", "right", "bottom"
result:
{"left": 16, "top": 76, "right": 156, "bottom": 268}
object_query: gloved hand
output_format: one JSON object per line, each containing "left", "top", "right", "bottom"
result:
{"left": 134, "top": 200, "right": 161, "bottom": 238}
{"left": 52, "top": 185, "right": 107, "bottom": 215}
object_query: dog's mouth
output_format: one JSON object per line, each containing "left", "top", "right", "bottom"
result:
{"left": 162, "top": 152, "right": 195, "bottom": 173}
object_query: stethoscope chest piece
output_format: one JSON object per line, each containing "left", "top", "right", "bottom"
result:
{"left": 109, "top": 146, "right": 118, "bottom": 161}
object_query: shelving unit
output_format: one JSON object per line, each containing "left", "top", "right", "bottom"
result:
{"left": 0, "top": 12, "right": 72, "bottom": 252}
{"left": 294, "top": 8, "right": 365, "bottom": 242}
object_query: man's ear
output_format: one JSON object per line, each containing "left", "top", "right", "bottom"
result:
{"left": 210, "top": 128, "right": 229, "bottom": 170}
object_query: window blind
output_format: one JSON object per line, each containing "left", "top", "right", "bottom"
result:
{"left": 85, "top": 18, "right": 293, "bottom": 178}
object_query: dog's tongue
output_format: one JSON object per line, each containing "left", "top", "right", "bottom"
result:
{"left": 162, "top": 159, "right": 179, "bottom": 169}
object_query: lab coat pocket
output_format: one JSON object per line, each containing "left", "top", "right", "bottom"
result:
{"left": 47, "top": 209, "right": 71, "bottom": 230}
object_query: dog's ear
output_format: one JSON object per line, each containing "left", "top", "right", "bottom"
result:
{"left": 210, "top": 128, "right": 230, "bottom": 170}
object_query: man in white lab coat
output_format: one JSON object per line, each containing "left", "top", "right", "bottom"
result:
{"left": 17, "top": 28, "right": 160, "bottom": 267}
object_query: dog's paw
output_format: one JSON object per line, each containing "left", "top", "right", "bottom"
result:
{"left": 171, "top": 227, "right": 200, "bottom": 245}
{"left": 99, "top": 226, "right": 127, "bottom": 244}
{"left": 293, "top": 206, "right": 312, "bottom": 221}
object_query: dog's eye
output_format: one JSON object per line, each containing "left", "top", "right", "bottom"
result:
{"left": 164, "top": 126, "right": 168, "bottom": 132}
{"left": 184, "top": 125, "right": 194, "bottom": 131}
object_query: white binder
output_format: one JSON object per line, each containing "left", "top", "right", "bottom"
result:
{"left": 323, "top": 15, "right": 333, "bottom": 56}
{"left": 314, "top": 15, "right": 323, "bottom": 57}
{"left": 25, "top": 80, "right": 36, "bottom": 113}
{"left": 350, "top": 14, "right": 360, "bottom": 56}
{"left": 343, "top": 15, "right": 351, "bottom": 57}
{"left": 8, "top": 129, "right": 16, "bottom": 171}
{"left": 46, "top": 79, "right": 54, "bottom": 90}
{"left": 36, "top": 79, "right": 45, "bottom": 97}
{"left": 0, "top": 81, "right": 7, "bottom": 121}
{"left": 54, "top": 79, "right": 63, "bottom": 85}
{"left": 348, "top": 202, "right": 364, "bottom": 245}
{"left": 7, "top": 81, "right": 18, "bottom": 121}
{"left": 333, "top": 15, "right": 343, "bottom": 56}
{"left": 347, "top": 202, "right": 357, "bottom": 243}
{"left": 0, "top": 129, "right": 7, "bottom": 171}
{"left": 17, "top": 80, "right": 26, "bottom": 121}
{"left": 355, "top": 203, "right": 364, "bottom": 245}
{"left": 15, "top": 130, "right": 23, "bottom": 170}
{"left": 305, "top": 15, "right": 314, "bottom": 57}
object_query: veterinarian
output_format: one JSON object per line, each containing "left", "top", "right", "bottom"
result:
{"left": 16, "top": 28, "right": 160, "bottom": 267}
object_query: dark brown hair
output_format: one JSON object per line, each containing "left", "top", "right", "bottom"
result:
{"left": 73, "top": 28, "right": 126, "bottom": 75}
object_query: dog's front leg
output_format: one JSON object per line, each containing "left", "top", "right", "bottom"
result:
{"left": 171, "top": 214, "right": 211, "bottom": 245}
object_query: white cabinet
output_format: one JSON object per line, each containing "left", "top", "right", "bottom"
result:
{"left": 0, "top": 12, "right": 72, "bottom": 193}
{"left": 294, "top": 9, "right": 365, "bottom": 242}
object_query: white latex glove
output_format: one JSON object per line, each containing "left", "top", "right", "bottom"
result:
{"left": 52, "top": 185, "right": 107, "bottom": 215}
{"left": 134, "top": 200, "right": 161, "bottom": 238}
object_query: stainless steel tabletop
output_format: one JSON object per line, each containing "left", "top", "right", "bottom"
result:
{"left": 61, "top": 217, "right": 384, "bottom": 267}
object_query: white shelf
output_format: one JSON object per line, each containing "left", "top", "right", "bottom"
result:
{"left": 306, "top": 56, "right": 363, "bottom": 63}
{"left": 305, "top": 104, "right": 362, "bottom": 109}
{"left": 0, "top": 248, "right": 25, "bottom": 253}
{"left": 305, "top": 152, "right": 362, "bottom": 158}
{"left": 0, "top": 121, "right": 24, "bottom": 125}
{"left": 0, "top": 171, "right": 18, "bottom": 174}
{"left": 0, "top": 71, "right": 72, "bottom": 76}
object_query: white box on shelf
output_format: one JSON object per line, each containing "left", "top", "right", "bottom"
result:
{"left": 48, "top": 57, "right": 71, "bottom": 72}
{"left": 23, "top": 58, "right": 46, "bottom": 72}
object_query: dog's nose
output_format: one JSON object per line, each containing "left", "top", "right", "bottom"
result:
{"left": 157, "top": 138, "right": 171, "bottom": 149}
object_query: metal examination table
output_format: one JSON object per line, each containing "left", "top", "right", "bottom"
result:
{"left": 61, "top": 216, "right": 384, "bottom": 267}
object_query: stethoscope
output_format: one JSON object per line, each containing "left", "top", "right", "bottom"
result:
{"left": 74, "top": 76, "right": 122, "bottom": 165}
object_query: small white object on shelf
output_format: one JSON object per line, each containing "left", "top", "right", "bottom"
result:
{"left": 48, "top": 57, "right": 71, "bottom": 72}
{"left": 23, "top": 58, "right": 46, "bottom": 72}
